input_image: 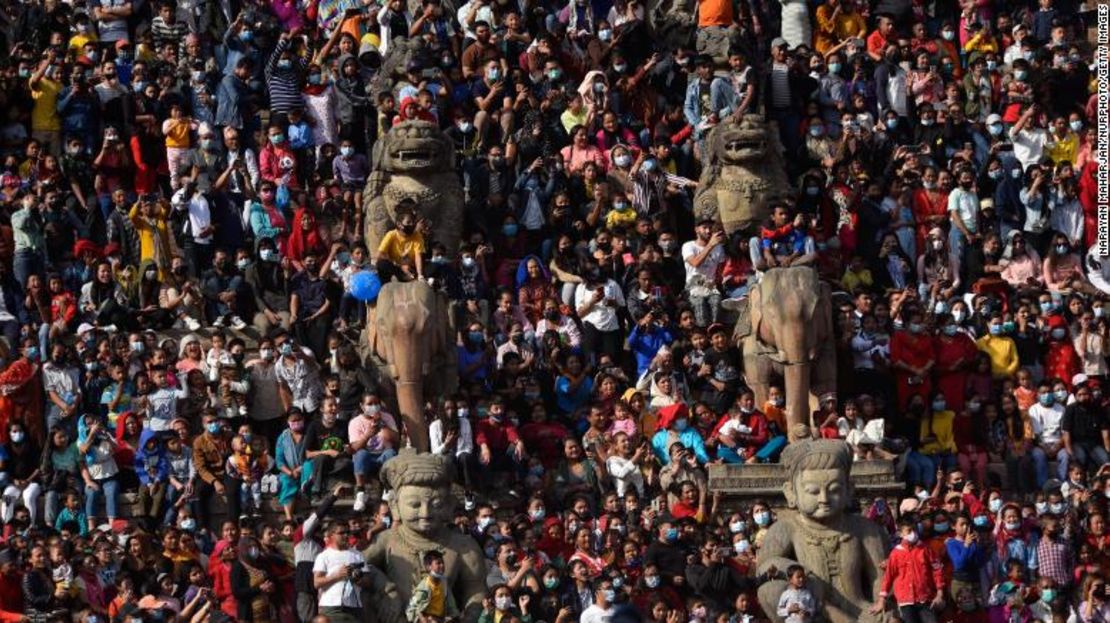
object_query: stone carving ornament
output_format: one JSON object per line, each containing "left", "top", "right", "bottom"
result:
{"left": 756, "top": 435, "right": 888, "bottom": 623}
{"left": 363, "top": 451, "right": 487, "bottom": 623}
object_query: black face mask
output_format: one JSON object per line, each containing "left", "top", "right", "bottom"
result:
{"left": 400, "top": 223, "right": 415, "bottom": 235}
{"left": 545, "top": 310, "right": 559, "bottom": 321}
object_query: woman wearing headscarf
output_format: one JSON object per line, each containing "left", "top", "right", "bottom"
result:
{"left": 515, "top": 255, "right": 556, "bottom": 325}
{"left": 231, "top": 535, "right": 278, "bottom": 623}
{"left": 287, "top": 207, "right": 326, "bottom": 269}
{"left": 113, "top": 411, "right": 143, "bottom": 490}
{"left": 128, "top": 197, "right": 177, "bottom": 278}
{"left": 133, "top": 260, "right": 175, "bottom": 330}
{"left": 175, "top": 334, "right": 208, "bottom": 377}
{"left": 999, "top": 230, "right": 1042, "bottom": 295}
{"left": 650, "top": 403, "right": 709, "bottom": 466}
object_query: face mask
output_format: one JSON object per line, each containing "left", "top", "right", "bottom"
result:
{"left": 828, "top": 62, "right": 842, "bottom": 74}
{"left": 943, "top": 325, "right": 958, "bottom": 336}
{"left": 989, "top": 324, "right": 1003, "bottom": 336}
{"left": 477, "top": 516, "right": 494, "bottom": 531}
{"left": 932, "top": 399, "right": 946, "bottom": 411}
{"left": 729, "top": 520, "right": 746, "bottom": 534}
{"left": 673, "top": 418, "right": 688, "bottom": 432}
{"left": 613, "top": 63, "right": 627, "bottom": 72}
{"left": 923, "top": 181, "right": 937, "bottom": 190}
{"left": 593, "top": 82, "right": 606, "bottom": 94}
{"left": 603, "top": 589, "right": 616, "bottom": 602}
{"left": 308, "top": 72, "right": 322, "bottom": 85}
{"left": 734, "top": 540, "right": 751, "bottom": 555}
{"left": 1004, "top": 520, "right": 1021, "bottom": 531}
{"left": 642, "top": 159, "right": 657, "bottom": 173}
{"left": 952, "top": 310, "right": 966, "bottom": 323}
{"left": 934, "top": 522, "right": 950, "bottom": 533}
{"left": 987, "top": 123, "right": 1004, "bottom": 136}
{"left": 973, "top": 515, "right": 990, "bottom": 528}
{"left": 1049, "top": 502, "right": 1066, "bottom": 515}
{"left": 487, "top": 69, "right": 501, "bottom": 82}
{"left": 1051, "top": 328, "right": 1067, "bottom": 340}
{"left": 614, "top": 154, "right": 631, "bottom": 168}
{"left": 598, "top": 28, "right": 612, "bottom": 41}
{"left": 809, "top": 126, "right": 825, "bottom": 137}
{"left": 26, "top": 347, "right": 39, "bottom": 361}
{"left": 645, "top": 575, "right": 660, "bottom": 588}
{"left": 469, "top": 331, "right": 485, "bottom": 345}
{"left": 916, "top": 490, "right": 930, "bottom": 501}
{"left": 902, "top": 531, "right": 919, "bottom": 544}
{"left": 340, "top": 146, "right": 353, "bottom": 157}
{"left": 206, "top": 422, "right": 222, "bottom": 434}
{"left": 130, "top": 340, "right": 146, "bottom": 354}
{"left": 1056, "top": 244, "right": 1070, "bottom": 255}
{"left": 180, "top": 518, "right": 197, "bottom": 531}
{"left": 665, "top": 528, "right": 679, "bottom": 543}
{"left": 921, "top": 119, "right": 935, "bottom": 127}
{"left": 277, "top": 59, "right": 293, "bottom": 70}
{"left": 753, "top": 512, "right": 770, "bottom": 527}
{"left": 1070, "top": 120, "right": 1083, "bottom": 132}
{"left": 530, "top": 508, "right": 545, "bottom": 521}
{"left": 1014, "top": 69, "right": 1028, "bottom": 81}
{"left": 495, "top": 596, "right": 513, "bottom": 611}
{"left": 1040, "top": 301, "right": 1056, "bottom": 314}
{"left": 239, "top": 30, "right": 253, "bottom": 42}
{"left": 10, "top": 431, "right": 24, "bottom": 443}
{"left": 909, "top": 323, "right": 924, "bottom": 334}
{"left": 364, "top": 404, "right": 381, "bottom": 416}
{"left": 461, "top": 256, "right": 477, "bottom": 269}
{"left": 988, "top": 169, "right": 1003, "bottom": 180}
{"left": 941, "top": 30, "right": 955, "bottom": 41}
{"left": 1041, "top": 589, "right": 1056, "bottom": 603}
{"left": 270, "top": 134, "right": 285, "bottom": 145}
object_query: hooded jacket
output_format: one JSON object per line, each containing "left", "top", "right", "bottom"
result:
{"left": 134, "top": 428, "right": 169, "bottom": 485}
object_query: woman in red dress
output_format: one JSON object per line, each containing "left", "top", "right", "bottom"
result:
{"left": 912, "top": 167, "right": 951, "bottom": 253}
{"left": 890, "top": 307, "right": 936, "bottom": 409}
{"left": 933, "top": 313, "right": 979, "bottom": 412}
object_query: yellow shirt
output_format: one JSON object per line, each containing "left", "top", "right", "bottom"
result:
{"left": 377, "top": 229, "right": 425, "bottom": 264}
{"left": 841, "top": 268, "right": 874, "bottom": 293}
{"left": 162, "top": 118, "right": 193, "bottom": 149}
{"left": 424, "top": 578, "right": 446, "bottom": 618}
{"left": 814, "top": 5, "right": 866, "bottom": 54}
{"left": 919, "top": 410, "right": 956, "bottom": 455}
{"left": 560, "top": 108, "right": 589, "bottom": 134}
{"left": 1045, "top": 132, "right": 1079, "bottom": 166}
{"left": 30, "top": 77, "right": 62, "bottom": 132}
{"left": 605, "top": 206, "right": 637, "bottom": 230}
{"left": 975, "top": 334, "right": 1019, "bottom": 379}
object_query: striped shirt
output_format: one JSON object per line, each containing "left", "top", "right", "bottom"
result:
{"left": 265, "top": 38, "right": 306, "bottom": 115}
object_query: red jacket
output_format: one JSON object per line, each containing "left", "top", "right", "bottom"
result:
{"left": 474, "top": 420, "right": 520, "bottom": 453}
{"left": 0, "top": 571, "right": 23, "bottom": 623}
{"left": 879, "top": 542, "right": 945, "bottom": 605}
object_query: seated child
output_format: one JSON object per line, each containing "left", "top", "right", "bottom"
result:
{"left": 776, "top": 564, "right": 817, "bottom": 623}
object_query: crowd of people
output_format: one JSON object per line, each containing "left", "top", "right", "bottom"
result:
{"left": 0, "top": 0, "right": 1106, "bottom": 622}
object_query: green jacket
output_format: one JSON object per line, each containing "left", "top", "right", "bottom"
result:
{"left": 406, "top": 575, "right": 460, "bottom": 622}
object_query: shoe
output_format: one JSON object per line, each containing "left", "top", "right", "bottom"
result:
{"left": 213, "top": 316, "right": 225, "bottom": 328}
{"left": 230, "top": 315, "right": 247, "bottom": 330}
{"left": 353, "top": 490, "right": 367, "bottom": 512}
{"left": 184, "top": 316, "right": 202, "bottom": 331}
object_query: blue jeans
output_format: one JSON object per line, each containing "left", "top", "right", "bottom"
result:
{"left": 904, "top": 451, "right": 937, "bottom": 488}
{"left": 13, "top": 249, "right": 45, "bottom": 290}
{"left": 85, "top": 476, "right": 120, "bottom": 523}
{"left": 352, "top": 447, "right": 397, "bottom": 479}
{"left": 1031, "top": 446, "right": 1069, "bottom": 487}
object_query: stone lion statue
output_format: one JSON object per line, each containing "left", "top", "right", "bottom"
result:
{"left": 363, "top": 120, "right": 465, "bottom": 256}
{"left": 693, "top": 114, "right": 790, "bottom": 236}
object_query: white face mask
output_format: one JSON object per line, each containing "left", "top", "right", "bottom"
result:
{"left": 260, "top": 349, "right": 274, "bottom": 361}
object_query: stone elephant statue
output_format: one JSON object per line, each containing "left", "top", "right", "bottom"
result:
{"left": 363, "top": 279, "right": 457, "bottom": 451}
{"left": 735, "top": 266, "right": 835, "bottom": 432}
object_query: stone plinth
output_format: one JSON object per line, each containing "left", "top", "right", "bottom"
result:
{"left": 708, "top": 460, "right": 903, "bottom": 502}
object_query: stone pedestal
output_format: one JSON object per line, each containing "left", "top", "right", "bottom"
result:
{"left": 708, "top": 460, "right": 903, "bottom": 507}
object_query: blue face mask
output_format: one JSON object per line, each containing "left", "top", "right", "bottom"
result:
{"left": 932, "top": 400, "right": 947, "bottom": 412}
{"left": 828, "top": 63, "right": 842, "bottom": 74}
{"left": 886, "top": 118, "right": 898, "bottom": 130}
{"left": 206, "top": 422, "right": 222, "bottom": 434}
{"left": 642, "top": 159, "right": 657, "bottom": 173}
{"left": 989, "top": 324, "right": 1003, "bottom": 336}
{"left": 934, "top": 522, "right": 950, "bottom": 533}
{"left": 943, "top": 325, "right": 958, "bottom": 336}
{"left": 1002, "top": 321, "right": 1015, "bottom": 332}
{"left": 277, "top": 59, "right": 293, "bottom": 70}
{"left": 239, "top": 30, "right": 253, "bottom": 42}
{"left": 1038, "top": 392, "right": 1054, "bottom": 406}
{"left": 502, "top": 223, "right": 519, "bottom": 237}
{"left": 469, "top": 331, "right": 485, "bottom": 344}
{"left": 308, "top": 73, "right": 322, "bottom": 85}
{"left": 270, "top": 133, "right": 285, "bottom": 145}
{"left": 674, "top": 418, "right": 688, "bottom": 432}
{"left": 1054, "top": 389, "right": 1068, "bottom": 402}
{"left": 487, "top": 68, "right": 501, "bottom": 81}
{"left": 26, "top": 346, "right": 39, "bottom": 361}
{"left": 665, "top": 528, "right": 678, "bottom": 543}
{"left": 1040, "top": 302, "right": 1055, "bottom": 314}
{"left": 972, "top": 515, "right": 989, "bottom": 528}
{"left": 988, "top": 123, "right": 1003, "bottom": 136}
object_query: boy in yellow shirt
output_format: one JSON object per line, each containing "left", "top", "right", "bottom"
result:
{"left": 161, "top": 105, "right": 198, "bottom": 190}
{"left": 376, "top": 203, "right": 425, "bottom": 282}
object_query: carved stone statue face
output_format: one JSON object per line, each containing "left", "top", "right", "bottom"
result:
{"left": 789, "top": 467, "right": 849, "bottom": 522}
{"left": 392, "top": 483, "right": 454, "bottom": 535}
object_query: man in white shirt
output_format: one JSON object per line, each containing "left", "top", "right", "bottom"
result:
{"left": 946, "top": 168, "right": 979, "bottom": 264}
{"left": 605, "top": 432, "right": 646, "bottom": 497}
{"left": 681, "top": 219, "right": 726, "bottom": 327}
{"left": 580, "top": 578, "right": 616, "bottom": 623}
{"left": 574, "top": 264, "right": 626, "bottom": 364}
{"left": 1009, "top": 104, "right": 1047, "bottom": 172}
{"left": 313, "top": 523, "right": 372, "bottom": 623}
{"left": 1027, "top": 379, "right": 1068, "bottom": 486}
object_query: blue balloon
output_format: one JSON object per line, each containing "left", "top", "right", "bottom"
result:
{"left": 350, "top": 271, "right": 382, "bottom": 302}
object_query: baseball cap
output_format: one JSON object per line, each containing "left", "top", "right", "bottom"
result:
{"left": 1012, "top": 24, "right": 1027, "bottom": 36}
{"left": 985, "top": 113, "right": 1002, "bottom": 125}
{"left": 771, "top": 37, "right": 789, "bottom": 50}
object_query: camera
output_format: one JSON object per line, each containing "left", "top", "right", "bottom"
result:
{"left": 347, "top": 563, "right": 365, "bottom": 582}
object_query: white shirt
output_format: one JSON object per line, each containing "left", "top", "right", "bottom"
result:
{"left": 429, "top": 417, "right": 475, "bottom": 458}
{"left": 147, "top": 386, "right": 189, "bottom": 431}
{"left": 580, "top": 604, "right": 614, "bottom": 623}
{"left": 1028, "top": 403, "right": 1065, "bottom": 446}
{"left": 1010, "top": 125, "right": 1047, "bottom": 171}
{"left": 947, "top": 187, "right": 979, "bottom": 235}
{"left": 172, "top": 187, "right": 213, "bottom": 244}
{"left": 313, "top": 547, "right": 366, "bottom": 608}
{"left": 681, "top": 239, "right": 725, "bottom": 288}
{"left": 605, "top": 454, "right": 644, "bottom": 497}
{"left": 574, "top": 280, "right": 624, "bottom": 332}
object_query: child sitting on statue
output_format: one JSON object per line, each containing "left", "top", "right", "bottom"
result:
{"left": 406, "top": 550, "right": 459, "bottom": 623}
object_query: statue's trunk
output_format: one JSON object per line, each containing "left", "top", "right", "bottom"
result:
{"left": 391, "top": 322, "right": 429, "bottom": 452}
{"left": 784, "top": 363, "right": 811, "bottom": 434}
